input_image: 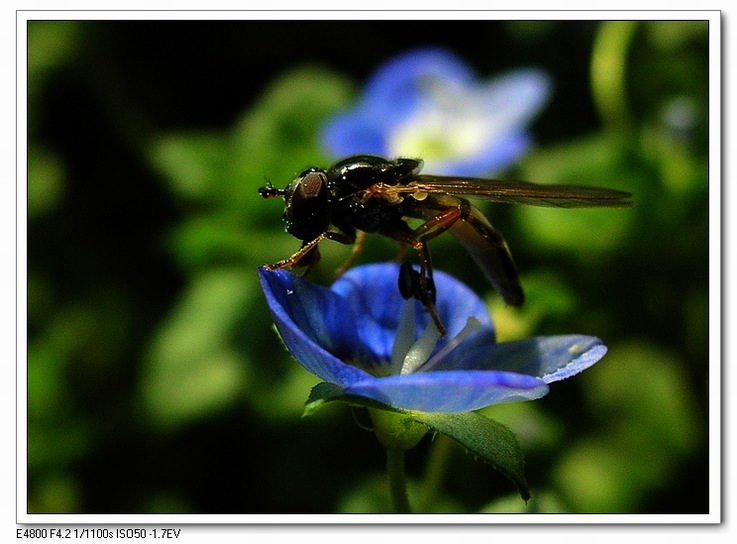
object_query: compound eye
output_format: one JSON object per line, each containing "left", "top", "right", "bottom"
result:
{"left": 296, "top": 170, "right": 327, "bottom": 200}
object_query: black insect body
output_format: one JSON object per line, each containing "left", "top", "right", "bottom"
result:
{"left": 259, "top": 154, "right": 633, "bottom": 335}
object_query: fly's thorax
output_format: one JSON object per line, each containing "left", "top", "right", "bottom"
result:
{"left": 326, "top": 155, "right": 424, "bottom": 196}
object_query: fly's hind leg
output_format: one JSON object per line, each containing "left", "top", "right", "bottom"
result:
{"left": 406, "top": 195, "right": 525, "bottom": 307}
{"left": 398, "top": 236, "right": 446, "bottom": 336}
{"left": 383, "top": 207, "right": 465, "bottom": 336}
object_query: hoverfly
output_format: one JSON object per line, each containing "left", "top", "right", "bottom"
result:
{"left": 259, "top": 154, "right": 633, "bottom": 335}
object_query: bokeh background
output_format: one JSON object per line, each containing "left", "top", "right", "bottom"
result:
{"left": 26, "top": 18, "right": 710, "bottom": 514}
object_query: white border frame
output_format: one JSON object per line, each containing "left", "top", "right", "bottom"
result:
{"left": 14, "top": 8, "right": 722, "bottom": 528}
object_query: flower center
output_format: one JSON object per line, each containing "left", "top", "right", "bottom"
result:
{"left": 387, "top": 79, "right": 498, "bottom": 167}
{"left": 389, "top": 111, "right": 492, "bottom": 165}
{"left": 389, "top": 299, "right": 482, "bottom": 375}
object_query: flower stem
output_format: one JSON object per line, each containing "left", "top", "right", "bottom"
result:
{"left": 386, "top": 448, "right": 412, "bottom": 513}
{"left": 418, "top": 433, "right": 454, "bottom": 512}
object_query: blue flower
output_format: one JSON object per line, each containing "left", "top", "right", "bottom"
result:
{"left": 321, "top": 47, "right": 551, "bottom": 176}
{"left": 259, "top": 263, "right": 606, "bottom": 413}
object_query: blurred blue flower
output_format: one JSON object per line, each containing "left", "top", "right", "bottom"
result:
{"left": 322, "top": 47, "right": 551, "bottom": 176}
{"left": 259, "top": 263, "right": 606, "bottom": 413}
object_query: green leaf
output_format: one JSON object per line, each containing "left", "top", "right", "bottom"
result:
{"left": 140, "top": 268, "right": 255, "bottom": 429}
{"left": 149, "top": 65, "right": 354, "bottom": 214}
{"left": 302, "top": 385, "right": 530, "bottom": 501}
{"left": 515, "top": 133, "right": 638, "bottom": 256}
{"left": 226, "top": 66, "right": 355, "bottom": 209}
{"left": 410, "top": 411, "right": 530, "bottom": 502}
{"left": 150, "top": 133, "right": 230, "bottom": 202}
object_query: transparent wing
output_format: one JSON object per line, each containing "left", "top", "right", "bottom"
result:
{"left": 405, "top": 175, "right": 634, "bottom": 208}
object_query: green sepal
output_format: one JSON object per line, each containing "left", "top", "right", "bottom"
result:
{"left": 410, "top": 411, "right": 531, "bottom": 502}
{"left": 368, "top": 408, "right": 428, "bottom": 451}
{"left": 303, "top": 382, "right": 401, "bottom": 417}
{"left": 303, "top": 382, "right": 345, "bottom": 417}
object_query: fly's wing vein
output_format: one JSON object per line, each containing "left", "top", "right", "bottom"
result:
{"left": 409, "top": 176, "right": 633, "bottom": 208}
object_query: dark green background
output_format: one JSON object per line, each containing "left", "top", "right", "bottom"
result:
{"left": 26, "top": 19, "right": 710, "bottom": 514}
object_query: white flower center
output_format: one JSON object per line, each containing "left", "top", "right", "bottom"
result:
{"left": 389, "top": 111, "right": 494, "bottom": 164}
{"left": 390, "top": 299, "right": 482, "bottom": 375}
{"left": 387, "top": 78, "right": 502, "bottom": 168}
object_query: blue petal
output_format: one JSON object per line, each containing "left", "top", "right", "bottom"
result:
{"left": 477, "top": 131, "right": 533, "bottom": 172}
{"left": 258, "top": 267, "right": 372, "bottom": 386}
{"left": 320, "top": 49, "right": 551, "bottom": 176}
{"left": 321, "top": 112, "right": 390, "bottom": 159}
{"left": 322, "top": 48, "right": 478, "bottom": 159}
{"left": 361, "top": 48, "right": 475, "bottom": 120}
{"left": 344, "top": 370, "right": 549, "bottom": 413}
{"left": 416, "top": 69, "right": 550, "bottom": 176}
{"left": 474, "top": 68, "right": 552, "bottom": 129}
{"left": 330, "top": 262, "right": 494, "bottom": 361}
{"left": 260, "top": 264, "right": 605, "bottom": 414}
{"left": 433, "top": 334, "right": 607, "bottom": 383}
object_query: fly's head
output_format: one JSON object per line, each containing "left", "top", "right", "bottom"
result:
{"left": 259, "top": 168, "right": 331, "bottom": 242}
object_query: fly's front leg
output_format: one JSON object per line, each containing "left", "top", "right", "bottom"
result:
{"left": 264, "top": 236, "right": 322, "bottom": 271}
{"left": 264, "top": 230, "right": 356, "bottom": 275}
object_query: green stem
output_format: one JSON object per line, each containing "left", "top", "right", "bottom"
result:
{"left": 418, "top": 433, "right": 454, "bottom": 512}
{"left": 386, "top": 448, "right": 412, "bottom": 513}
